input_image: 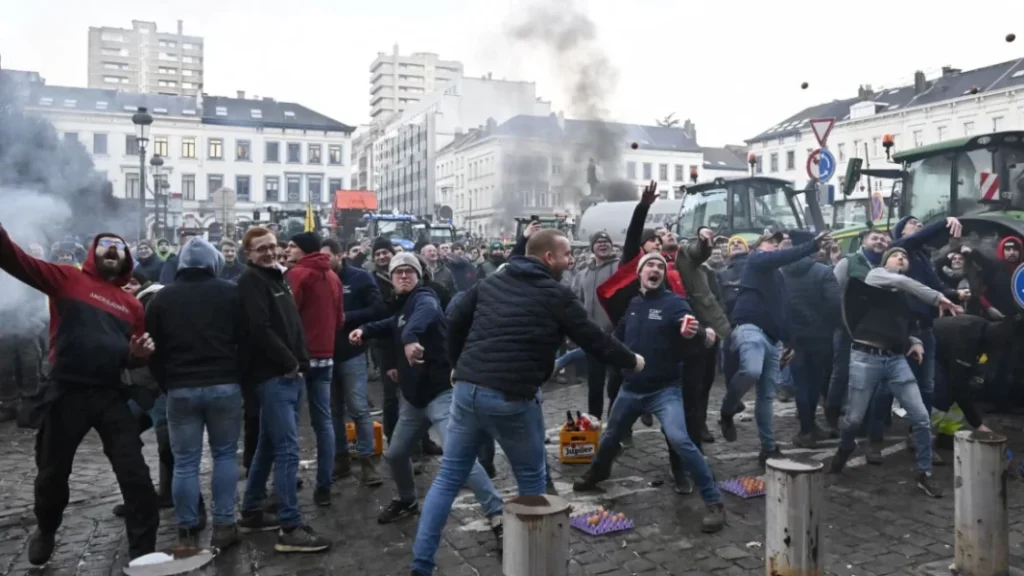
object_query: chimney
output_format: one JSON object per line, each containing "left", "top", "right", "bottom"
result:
{"left": 857, "top": 84, "right": 875, "bottom": 101}
{"left": 941, "top": 66, "right": 961, "bottom": 77}
{"left": 236, "top": 90, "right": 245, "bottom": 99}
{"left": 486, "top": 117, "right": 497, "bottom": 131}
{"left": 682, "top": 119, "right": 696, "bottom": 141}
{"left": 177, "top": 20, "right": 183, "bottom": 35}
{"left": 913, "top": 70, "right": 929, "bottom": 94}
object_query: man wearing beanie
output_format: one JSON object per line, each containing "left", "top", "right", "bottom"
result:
{"left": 569, "top": 230, "right": 619, "bottom": 419}
{"left": 575, "top": 249, "right": 726, "bottom": 533}
{"left": 831, "top": 244, "right": 960, "bottom": 497}
{"left": 477, "top": 241, "right": 506, "bottom": 278}
{"left": 349, "top": 252, "right": 504, "bottom": 544}
{"left": 285, "top": 231, "right": 343, "bottom": 506}
{"left": 133, "top": 239, "right": 165, "bottom": 286}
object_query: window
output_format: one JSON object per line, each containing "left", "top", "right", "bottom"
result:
{"left": 126, "top": 135, "right": 139, "bottom": 156}
{"left": 328, "top": 144, "right": 343, "bottom": 165}
{"left": 284, "top": 111, "right": 296, "bottom": 118}
{"left": 63, "top": 100, "right": 77, "bottom": 108}
{"left": 182, "top": 56, "right": 194, "bottom": 64}
{"left": 236, "top": 176, "right": 251, "bottom": 201}
{"left": 158, "top": 67, "right": 177, "bottom": 74}
{"left": 208, "top": 138, "right": 223, "bottom": 159}
{"left": 308, "top": 144, "right": 322, "bottom": 164}
{"left": 250, "top": 109, "right": 262, "bottom": 119}
{"left": 913, "top": 130, "right": 924, "bottom": 147}
{"left": 308, "top": 176, "right": 322, "bottom": 203}
{"left": 963, "top": 121, "right": 975, "bottom": 136}
{"left": 153, "top": 137, "right": 168, "bottom": 157}
{"left": 92, "top": 133, "right": 107, "bottom": 154}
{"left": 872, "top": 137, "right": 880, "bottom": 157}
{"left": 328, "top": 178, "right": 342, "bottom": 195}
{"left": 786, "top": 150, "right": 795, "bottom": 170}
{"left": 769, "top": 153, "right": 779, "bottom": 173}
{"left": 125, "top": 173, "right": 140, "bottom": 199}
{"left": 181, "top": 174, "right": 196, "bottom": 200}
{"left": 626, "top": 161, "right": 636, "bottom": 179}
{"left": 183, "top": 43, "right": 194, "bottom": 50}
{"left": 853, "top": 140, "right": 862, "bottom": 157}
{"left": 642, "top": 162, "right": 652, "bottom": 179}
{"left": 266, "top": 142, "right": 280, "bottom": 163}
{"left": 993, "top": 116, "right": 1004, "bottom": 131}
{"left": 181, "top": 137, "right": 196, "bottom": 158}
{"left": 658, "top": 163, "right": 668, "bottom": 181}
{"left": 286, "top": 174, "right": 302, "bottom": 201}
{"left": 215, "top": 106, "right": 227, "bottom": 116}
{"left": 101, "top": 32, "right": 124, "bottom": 42}
{"left": 236, "top": 140, "right": 251, "bottom": 161}
{"left": 675, "top": 165, "right": 684, "bottom": 181}
{"left": 182, "top": 69, "right": 193, "bottom": 77}
{"left": 837, "top": 143, "right": 847, "bottom": 162}
{"left": 287, "top": 143, "right": 301, "bottom": 163}
{"left": 208, "top": 174, "right": 223, "bottom": 196}
{"left": 103, "top": 75, "right": 124, "bottom": 84}
{"left": 182, "top": 82, "right": 194, "bottom": 89}
{"left": 95, "top": 101, "right": 108, "bottom": 110}
{"left": 755, "top": 155, "right": 763, "bottom": 174}
{"left": 265, "top": 177, "right": 280, "bottom": 202}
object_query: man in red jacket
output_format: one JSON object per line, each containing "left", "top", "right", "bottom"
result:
{"left": 0, "top": 227, "right": 158, "bottom": 565}
{"left": 286, "top": 232, "right": 344, "bottom": 506}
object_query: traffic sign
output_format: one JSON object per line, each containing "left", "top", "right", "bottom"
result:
{"left": 870, "top": 192, "right": 884, "bottom": 221}
{"left": 806, "top": 148, "right": 836, "bottom": 182}
{"left": 810, "top": 118, "right": 836, "bottom": 146}
{"left": 1012, "top": 263, "right": 1024, "bottom": 310}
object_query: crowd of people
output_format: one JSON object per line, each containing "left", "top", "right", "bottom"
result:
{"left": 0, "top": 180, "right": 1020, "bottom": 574}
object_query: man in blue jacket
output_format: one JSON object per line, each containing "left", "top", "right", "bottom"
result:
{"left": 719, "top": 229, "right": 830, "bottom": 465}
{"left": 573, "top": 252, "right": 725, "bottom": 533}
{"left": 321, "top": 239, "right": 387, "bottom": 485}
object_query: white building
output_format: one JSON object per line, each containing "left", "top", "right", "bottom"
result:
{"left": 369, "top": 45, "right": 463, "bottom": 121}
{"left": 434, "top": 113, "right": 717, "bottom": 237}
{"left": 87, "top": 20, "right": 205, "bottom": 97}
{"left": 746, "top": 58, "right": 1024, "bottom": 196}
{"left": 20, "top": 79, "right": 353, "bottom": 237}
{"left": 373, "top": 75, "right": 552, "bottom": 217}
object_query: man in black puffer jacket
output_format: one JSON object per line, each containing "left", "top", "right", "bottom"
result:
{"left": 408, "top": 228, "right": 641, "bottom": 576}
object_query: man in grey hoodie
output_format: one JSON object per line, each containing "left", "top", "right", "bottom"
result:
{"left": 571, "top": 231, "right": 619, "bottom": 419}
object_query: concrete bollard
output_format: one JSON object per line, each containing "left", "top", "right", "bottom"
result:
{"left": 765, "top": 457, "right": 825, "bottom": 576}
{"left": 502, "top": 494, "right": 571, "bottom": 576}
{"left": 916, "top": 430, "right": 1023, "bottom": 576}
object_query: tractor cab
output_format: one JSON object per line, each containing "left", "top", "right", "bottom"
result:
{"left": 514, "top": 213, "right": 575, "bottom": 240}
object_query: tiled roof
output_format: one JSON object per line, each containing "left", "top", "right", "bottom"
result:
{"left": 491, "top": 114, "right": 701, "bottom": 153}
{"left": 747, "top": 57, "right": 1024, "bottom": 144}
{"left": 701, "top": 146, "right": 747, "bottom": 171}
{"left": 201, "top": 96, "right": 353, "bottom": 133}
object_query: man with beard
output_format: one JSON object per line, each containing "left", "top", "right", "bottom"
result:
{"left": 219, "top": 239, "right": 244, "bottom": 282}
{"left": 0, "top": 228, "right": 159, "bottom": 565}
{"left": 158, "top": 230, "right": 196, "bottom": 285}
{"left": 155, "top": 238, "right": 173, "bottom": 261}
{"left": 133, "top": 240, "right": 165, "bottom": 284}
{"left": 445, "top": 242, "right": 478, "bottom": 293}
{"left": 570, "top": 231, "right": 618, "bottom": 419}
{"left": 476, "top": 242, "right": 506, "bottom": 278}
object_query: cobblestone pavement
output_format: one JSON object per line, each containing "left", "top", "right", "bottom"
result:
{"left": 2, "top": 378, "right": 1024, "bottom": 576}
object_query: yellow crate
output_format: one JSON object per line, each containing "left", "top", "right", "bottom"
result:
{"left": 559, "top": 425, "right": 601, "bottom": 464}
{"left": 346, "top": 421, "right": 384, "bottom": 456}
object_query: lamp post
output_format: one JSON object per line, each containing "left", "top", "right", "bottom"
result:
{"left": 132, "top": 107, "right": 153, "bottom": 240}
{"left": 149, "top": 154, "right": 164, "bottom": 239}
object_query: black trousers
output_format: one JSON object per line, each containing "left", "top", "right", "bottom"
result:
{"left": 242, "top": 384, "right": 260, "bottom": 470}
{"left": 35, "top": 387, "right": 158, "bottom": 558}
{"left": 586, "top": 355, "right": 608, "bottom": 419}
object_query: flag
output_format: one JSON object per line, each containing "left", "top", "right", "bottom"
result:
{"left": 304, "top": 199, "right": 315, "bottom": 232}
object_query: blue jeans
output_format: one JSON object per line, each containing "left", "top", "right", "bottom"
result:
{"left": 332, "top": 354, "right": 374, "bottom": 458}
{"left": 412, "top": 382, "right": 547, "bottom": 574}
{"left": 839, "top": 350, "right": 932, "bottom": 473}
{"left": 555, "top": 347, "right": 586, "bottom": 372}
{"left": 242, "top": 375, "right": 304, "bottom": 528}
{"left": 387, "top": 389, "right": 503, "bottom": 517}
{"left": 867, "top": 328, "right": 936, "bottom": 441}
{"left": 826, "top": 330, "right": 851, "bottom": 414}
{"left": 166, "top": 384, "right": 242, "bottom": 528}
{"left": 597, "top": 386, "right": 720, "bottom": 504}
{"left": 791, "top": 347, "right": 831, "bottom": 434}
{"left": 721, "top": 323, "right": 781, "bottom": 452}
{"left": 304, "top": 364, "right": 335, "bottom": 490}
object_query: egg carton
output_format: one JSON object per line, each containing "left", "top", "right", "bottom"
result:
{"left": 570, "top": 512, "right": 635, "bottom": 536}
{"left": 718, "top": 475, "right": 766, "bottom": 499}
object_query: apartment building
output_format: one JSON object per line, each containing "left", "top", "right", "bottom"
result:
{"left": 87, "top": 20, "right": 204, "bottom": 97}
{"left": 369, "top": 44, "right": 463, "bottom": 121}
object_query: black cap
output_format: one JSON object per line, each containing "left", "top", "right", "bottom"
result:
{"left": 589, "top": 231, "right": 612, "bottom": 248}
{"left": 639, "top": 229, "right": 660, "bottom": 247}
{"left": 290, "top": 232, "right": 321, "bottom": 256}
{"left": 371, "top": 236, "right": 395, "bottom": 255}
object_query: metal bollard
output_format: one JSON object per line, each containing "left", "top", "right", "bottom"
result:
{"left": 765, "top": 457, "right": 824, "bottom": 576}
{"left": 502, "top": 494, "right": 571, "bottom": 576}
{"left": 916, "top": 431, "right": 1023, "bottom": 576}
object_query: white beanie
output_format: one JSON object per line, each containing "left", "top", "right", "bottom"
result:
{"left": 636, "top": 252, "right": 667, "bottom": 275}
{"left": 389, "top": 251, "right": 423, "bottom": 277}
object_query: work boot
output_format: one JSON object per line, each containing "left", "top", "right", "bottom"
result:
{"left": 864, "top": 442, "right": 884, "bottom": 465}
{"left": 719, "top": 415, "right": 737, "bottom": 442}
{"left": 701, "top": 502, "right": 726, "bottom": 533}
{"left": 829, "top": 447, "right": 854, "bottom": 474}
{"left": 332, "top": 453, "right": 351, "bottom": 480}
{"left": 28, "top": 529, "right": 55, "bottom": 566}
{"left": 572, "top": 466, "right": 609, "bottom": 492}
{"left": 360, "top": 457, "right": 383, "bottom": 487}
{"left": 210, "top": 524, "right": 241, "bottom": 551}
{"left": 314, "top": 487, "right": 331, "bottom": 507}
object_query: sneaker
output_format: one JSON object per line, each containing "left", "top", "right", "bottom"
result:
{"left": 620, "top": 431, "right": 634, "bottom": 449}
{"left": 700, "top": 425, "right": 715, "bottom": 444}
{"left": 829, "top": 447, "right": 854, "bottom": 474}
{"left": 864, "top": 443, "right": 884, "bottom": 465}
{"left": 758, "top": 447, "right": 783, "bottom": 467}
{"left": 701, "top": 502, "right": 726, "bottom": 533}
{"left": 377, "top": 499, "right": 418, "bottom": 524}
{"left": 791, "top": 433, "right": 817, "bottom": 449}
{"left": 332, "top": 454, "right": 352, "bottom": 479}
{"left": 673, "top": 473, "right": 694, "bottom": 495}
{"left": 572, "top": 466, "right": 608, "bottom": 492}
{"left": 314, "top": 487, "right": 331, "bottom": 507}
{"left": 917, "top": 472, "right": 944, "bottom": 498}
{"left": 719, "top": 415, "right": 737, "bottom": 442}
{"left": 239, "top": 510, "right": 280, "bottom": 534}
{"left": 640, "top": 413, "right": 654, "bottom": 427}
{"left": 360, "top": 457, "right": 384, "bottom": 487}
{"left": 275, "top": 525, "right": 331, "bottom": 553}
{"left": 177, "top": 527, "right": 201, "bottom": 548}
{"left": 27, "top": 529, "right": 55, "bottom": 566}
{"left": 210, "top": 524, "right": 241, "bottom": 551}
{"left": 490, "top": 515, "right": 503, "bottom": 554}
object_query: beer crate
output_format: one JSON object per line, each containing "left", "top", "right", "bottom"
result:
{"left": 559, "top": 424, "right": 601, "bottom": 464}
{"left": 346, "top": 421, "right": 384, "bottom": 456}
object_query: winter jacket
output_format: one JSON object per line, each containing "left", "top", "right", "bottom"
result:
{"left": 614, "top": 286, "right": 705, "bottom": 394}
{"left": 717, "top": 253, "right": 748, "bottom": 317}
{"left": 286, "top": 252, "right": 343, "bottom": 360}
{"left": 134, "top": 254, "right": 165, "bottom": 285}
{"left": 447, "top": 257, "right": 479, "bottom": 292}
{"left": 571, "top": 257, "right": 618, "bottom": 332}
{"left": 336, "top": 260, "right": 387, "bottom": 361}
{"left": 146, "top": 239, "right": 241, "bottom": 390}
{"left": 449, "top": 256, "right": 637, "bottom": 399}
{"left": 477, "top": 258, "right": 504, "bottom": 279}
{"left": 158, "top": 252, "right": 181, "bottom": 285}
{"left": 891, "top": 216, "right": 959, "bottom": 327}
{"left": 361, "top": 285, "right": 451, "bottom": 408}
{"left": 238, "top": 262, "right": 308, "bottom": 386}
{"left": 676, "top": 240, "right": 731, "bottom": 340}
{"left": 965, "top": 236, "right": 1022, "bottom": 316}
{"left": 0, "top": 230, "right": 144, "bottom": 388}
{"left": 782, "top": 257, "right": 841, "bottom": 350}
{"left": 729, "top": 232, "right": 819, "bottom": 344}
{"left": 219, "top": 260, "right": 244, "bottom": 283}
{"left": 427, "top": 261, "right": 456, "bottom": 295}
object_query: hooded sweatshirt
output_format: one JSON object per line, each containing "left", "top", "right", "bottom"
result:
{"left": 0, "top": 230, "right": 144, "bottom": 387}
{"left": 287, "top": 252, "right": 343, "bottom": 360}
{"left": 145, "top": 238, "right": 241, "bottom": 390}
{"left": 335, "top": 259, "right": 387, "bottom": 361}
{"left": 963, "top": 235, "right": 1023, "bottom": 315}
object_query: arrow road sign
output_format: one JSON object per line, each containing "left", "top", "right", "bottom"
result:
{"left": 810, "top": 118, "right": 836, "bottom": 147}
{"left": 1012, "top": 263, "right": 1024, "bottom": 310}
{"left": 806, "top": 148, "right": 836, "bottom": 182}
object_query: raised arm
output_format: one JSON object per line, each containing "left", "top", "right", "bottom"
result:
{"left": 622, "top": 182, "right": 657, "bottom": 262}
{"left": 865, "top": 268, "right": 943, "bottom": 306}
{"left": 0, "top": 228, "right": 71, "bottom": 297}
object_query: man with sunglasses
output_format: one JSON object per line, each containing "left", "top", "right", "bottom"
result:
{"left": 0, "top": 229, "right": 159, "bottom": 565}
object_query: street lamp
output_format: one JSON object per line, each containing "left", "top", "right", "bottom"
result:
{"left": 132, "top": 106, "right": 153, "bottom": 240}
{"left": 150, "top": 154, "right": 164, "bottom": 238}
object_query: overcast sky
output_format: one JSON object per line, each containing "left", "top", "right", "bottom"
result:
{"left": 3, "top": 0, "right": 1022, "bottom": 146}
